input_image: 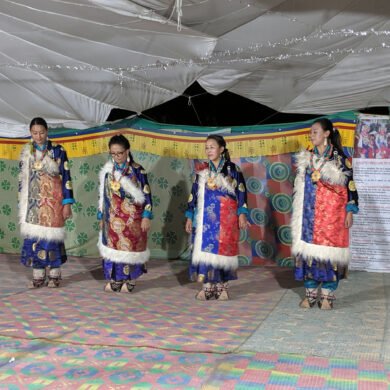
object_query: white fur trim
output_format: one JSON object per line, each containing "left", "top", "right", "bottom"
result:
{"left": 19, "top": 145, "right": 33, "bottom": 227}
{"left": 98, "top": 232, "right": 149, "bottom": 264}
{"left": 192, "top": 170, "right": 238, "bottom": 271}
{"left": 20, "top": 223, "right": 65, "bottom": 242}
{"left": 98, "top": 161, "right": 145, "bottom": 211}
{"left": 291, "top": 150, "right": 350, "bottom": 265}
{"left": 198, "top": 168, "right": 236, "bottom": 195}
{"left": 18, "top": 144, "right": 65, "bottom": 242}
{"left": 295, "top": 149, "right": 348, "bottom": 186}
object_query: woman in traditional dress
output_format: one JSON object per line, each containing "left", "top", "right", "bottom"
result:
{"left": 185, "top": 135, "right": 249, "bottom": 301}
{"left": 291, "top": 118, "right": 359, "bottom": 309}
{"left": 98, "top": 134, "right": 152, "bottom": 293}
{"left": 19, "top": 117, "right": 75, "bottom": 288}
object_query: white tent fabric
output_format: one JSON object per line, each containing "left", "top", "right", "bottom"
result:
{"left": 1, "top": 0, "right": 390, "bottom": 135}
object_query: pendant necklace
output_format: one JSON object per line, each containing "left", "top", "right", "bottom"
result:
{"left": 310, "top": 145, "right": 331, "bottom": 183}
{"left": 207, "top": 157, "right": 224, "bottom": 190}
{"left": 33, "top": 143, "right": 48, "bottom": 171}
{"left": 110, "top": 161, "right": 130, "bottom": 192}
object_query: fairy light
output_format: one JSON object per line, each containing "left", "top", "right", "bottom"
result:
{"left": 0, "top": 28, "right": 388, "bottom": 77}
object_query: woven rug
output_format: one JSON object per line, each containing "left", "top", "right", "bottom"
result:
{"left": 1, "top": 337, "right": 389, "bottom": 389}
{"left": 1, "top": 255, "right": 389, "bottom": 389}
{"left": 0, "top": 256, "right": 285, "bottom": 353}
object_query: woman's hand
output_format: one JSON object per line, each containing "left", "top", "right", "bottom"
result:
{"left": 63, "top": 204, "right": 72, "bottom": 220}
{"left": 141, "top": 218, "right": 151, "bottom": 233}
{"left": 239, "top": 214, "right": 251, "bottom": 230}
{"left": 345, "top": 211, "right": 353, "bottom": 229}
{"left": 185, "top": 218, "right": 192, "bottom": 234}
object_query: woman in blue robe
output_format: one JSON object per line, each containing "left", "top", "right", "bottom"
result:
{"left": 19, "top": 117, "right": 75, "bottom": 288}
{"left": 185, "top": 135, "right": 249, "bottom": 300}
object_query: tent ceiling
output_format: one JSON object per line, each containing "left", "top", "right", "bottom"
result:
{"left": 1, "top": 0, "right": 390, "bottom": 135}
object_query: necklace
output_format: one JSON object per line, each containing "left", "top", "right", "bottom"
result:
{"left": 309, "top": 145, "right": 332, "bottom": 183}
{"left": 110, "top": 161, "right": 130, "bottom": 192}
{"left": 207, "top": 157, "right": 224, "bottom": 190}
{"left": 32, "top": 142, "right": 48, "bottom": 171}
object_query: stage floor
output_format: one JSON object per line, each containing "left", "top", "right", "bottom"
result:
{"left": 0, "top": 254, "right": 389, "bottom": 389}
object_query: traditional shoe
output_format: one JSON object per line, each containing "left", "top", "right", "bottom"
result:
{"left": 195, "top": 289, "right": 215, "bottom": 301}
{"left": 215, "top": 282, "right": 229, "bottom": 300}
{"left": 299, "top": 298, "right": 316, "bottom": 308}
{"left": 104, "top": 282, "right": 114, "bottom": 292}
{"left": 195, "top": 290, "right": 207, "bottom": 300}
{"left": 120, "top": 282, "right": 135, "bottom": 293}
{"left": 28, "top": 279, "right": 45, "bottom": 289}
{"left": 47, "top": 278, "right": 60, "bottom": 288}
{"left": 318, "top": 298, "right": 333, "bottom": 310}
{"left": 216, "top": 289, "right": 229, "bottom": 301}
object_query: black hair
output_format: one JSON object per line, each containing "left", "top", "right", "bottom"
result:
{"left": 313, "top": 118, "right": 346, "bottom": 157}
{"left": 29, "top": 117, "right": 48, "bottom": 131}
{"left": 206, "top": 134, "right": 231, "bottom": 161}
{"left": 108, "top": 134, "right": 134, "bottom": 163}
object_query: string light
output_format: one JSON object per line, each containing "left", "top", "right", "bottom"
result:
{"left": 0, "top": 28, "right": 388, "bottom": 78}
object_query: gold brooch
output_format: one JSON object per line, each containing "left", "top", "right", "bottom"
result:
{"left": 110, "top": 181, "right": 121, "bottom": 191}
{"left": 311, "top": 170, "right": 321, "bottom": 182}
{"left": 207, "top": 177, "right": 217, "bottom": 190}
{"left": 33, "top": 161, "right": 43, "bottom": 170}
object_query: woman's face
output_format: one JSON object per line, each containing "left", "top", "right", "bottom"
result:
{"left": 205, "top": 139, "right": 224, "bottom": 163}
{"left": 110, "top": 143, "right": 129, "bottom": 165}
{"left": 310, "top": 122, "right": 330, "bottom": 147}
{"left": 30, "top": 125, "right": 48, "bottom": 146}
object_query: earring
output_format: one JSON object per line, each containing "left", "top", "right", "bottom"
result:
{"left": 324, "top": 138, "right": 328, "bottom": 146}
{"left": 127, "top": 156, "right": 130, "bottom": 162}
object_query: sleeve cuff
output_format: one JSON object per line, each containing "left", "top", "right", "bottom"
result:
{"left": 346, "top": 204, "right": 359, "bottom": 214}
{"left": 142, "top": 210, "right": 153, "bottom": 219}
{"left": 237, "top": 207, "right": 249, "bottom": 215}
{"left": 185, "top": 210, "right": 194, "bottom": 220}
{"left": 62, "top": 198, "right": 75, "bottom": 205}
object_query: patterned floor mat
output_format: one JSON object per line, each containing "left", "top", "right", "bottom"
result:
{"left": 1, "top": 338, "right": 389, "bottom": 389}
{"left": 1, "top": 256, "right": 389, "bottom": 389}
{"left": 0, "top": 256, "right": 285, "bottom": 353}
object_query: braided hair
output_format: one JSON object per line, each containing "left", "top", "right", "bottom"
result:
{"left": 313, "top": 118, "right": 346, "bottom": 158}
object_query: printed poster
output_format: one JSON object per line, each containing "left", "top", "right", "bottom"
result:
{"left": 350, "top": 114, "right": 390, "bottom": 272}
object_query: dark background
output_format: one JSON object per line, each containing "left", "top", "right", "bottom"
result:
{"left": 107, "top": 81, "right": 389, "bottom": 126}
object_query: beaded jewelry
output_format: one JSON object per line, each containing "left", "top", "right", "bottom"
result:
{"left": 32, "top": 142, "right": 48, "bottom": 171}
{"left": 110, "top": 161, "right": 130, "bottom": 191}
{"left": 309, "top": 145, "right": 332, "bottom": 183}
{"left": 207, "top": 157, "right": 224, "bottom": 190}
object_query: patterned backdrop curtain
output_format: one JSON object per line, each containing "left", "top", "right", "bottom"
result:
{"left": 0, "top": 113, "right": 357, "bottom": 266}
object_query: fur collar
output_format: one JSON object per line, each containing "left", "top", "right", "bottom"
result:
{"left": 98, "top": 161, "right": 145, "bottom": 211}
{"left": 197, "top": 168, "right": 236, "bottom": 195}
{"left": 295, "top": 149, "right": 348, "bottom": 186}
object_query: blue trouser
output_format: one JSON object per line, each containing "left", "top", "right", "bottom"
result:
{"left": 304, "top": 279, "right": 339, "bottom": 291}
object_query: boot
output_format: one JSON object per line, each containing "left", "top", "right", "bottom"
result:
{"left": 195, "top": 283, "right": 215, "bottom": 300}
{"left": 318, "top": 288, "right": 335, "bottom": 310}
{"left": 299, "top": 287, "right": 318, "bottom": 308}
{"left": 104, "top": 281, "right": 122, "bottom": 292}
{"left": 215, "top": 282, "right": 229, "bottom": 300}
{"left": 28, "top": 268, "right": 46, "bottom": 289}
{"left": 120, "top": 281, "right": 136, "bottom": 293}
{"left": 47, "top": 268, "right": 61, "bottom": 288}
